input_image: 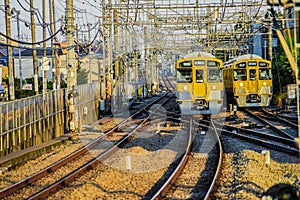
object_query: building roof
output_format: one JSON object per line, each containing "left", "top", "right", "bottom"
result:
{"left": 0, "top": 47, "right": 23, "bottom": 57}
{"left": 14, "top": 47, "right": 64, "bottom": 57}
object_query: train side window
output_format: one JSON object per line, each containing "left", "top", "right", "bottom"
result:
{"left": 234, "top": 69, "right": 247, "bottom": 81}
{"left": 196, "top": 70, "right": 204, "bottom": 83}
{"left": 250, "top": 69, "right": 256, "bottom": 80}
{"left": 259, "top": 69, "right": 272, "bottom": 80}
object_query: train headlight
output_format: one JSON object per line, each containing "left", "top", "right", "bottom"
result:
{"left": 212, "top": 85, "right": 216, "bottom": 90}
{"left": 263, "top": 82, "right": 267, "bottom": 86}
{"left": 239, "top": 83, "right": 243, "bottom": 87}
{"left": 183, "top": 86, "right": 188, "bottom": 91}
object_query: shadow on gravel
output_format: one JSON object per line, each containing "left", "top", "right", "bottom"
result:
{"left": 64, "top": 182, "right": 144, "bottom": 199}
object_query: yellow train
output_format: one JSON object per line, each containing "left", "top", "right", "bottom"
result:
{"left": 176, "top": 52, "right": 224, "bottom": 115}
{"left": 223, "top": 54, "right": 272, "bottom": 107}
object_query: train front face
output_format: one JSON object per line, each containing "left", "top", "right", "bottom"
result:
{"left": 233, "top": 60, "right": 272, "bottom": 107}
{"left": 176, "top": 58, "right": 223, "bottom": 115}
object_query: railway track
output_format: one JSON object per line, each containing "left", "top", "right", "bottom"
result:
{"left": 150, "top": 117, "right": 223, "bottom": 199}
{"left": 260, "top": 108, "right": 298, "bottom": 130}
{"left": 0, "top": 93, "right": 175, "bottom": 199}
{"left": 244, "top": 109, "right": 297, "bottom": 141}
{"left": 265, "top": 107, "right": 298, "bottom": 125}
{"left": 213, "top": 110, "right": 299, "bottom": 157}
{"left": 161, "top": 77, "right": 175, "bottom": 94}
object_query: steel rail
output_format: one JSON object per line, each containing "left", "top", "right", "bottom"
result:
{"left": 221, "top": 128, "right": 300, "bottom": 157}
{"left": 165, "top": 76, "right": 176, "bottom": 92}
{"left": 0, "top": 93, "right": 170, "bottom": 198}
{"left": 199, "top": 120, "right": 299, "bottom": 157}
{"left": 27, "top": 94, "right": 174, "bottom": 199}
{"left": 261, "top": 108, "right": 298, "bottom": 129}
{"left": 150, "top": 118, "right": 193, "bottom": 200}
{"left": 151, "top": 118, "right": 223, "bottom": 199}
{"left": 161, "top": 76, "right": 175, "bottom": 93}
{"left": 212, "top": 120, "right": 298, "bottom": 149}
{"left": 193, "top": 119, "right": 223, "bottom": 200}
{"left": 244, "top": 109, "right": 295, "bottom": 141}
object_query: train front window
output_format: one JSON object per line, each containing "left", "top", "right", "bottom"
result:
{"left": 194, "top": 60, "right": 205, "bottom": 66}
{"left": 177, "top": 69, "right": 192, "bottom": 83}
{"left": 179, "top": 60, "right": 192, "bottom": 67}
{"left": 234, "top": 69, "right": 247, "bottom": 81}
{"left": 259, "top": 62, "right": 269, "bottom": 67}
{"left": 208, "top": 68, "right": 221, "bottom": 83}
{"left": 196, "top": 70, "right": 204, "bottom": 83}
{"left": 208, "top": 61, "right": 220, "bottom": 67}
{"left": 259, "top": 69, "right": 272, "bottom": 80}
{"left": 248, "top": 61, "right": 257, "bottom": 66}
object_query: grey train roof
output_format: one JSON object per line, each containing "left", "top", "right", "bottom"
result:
{"left": 224, "top": 54, "right": 263, "bottom": 65}
{"left": 183, "top": 52, "right": 216, "bottom": 59}
{"left": 235, "top": 54, "right": 263, "bottom": 61}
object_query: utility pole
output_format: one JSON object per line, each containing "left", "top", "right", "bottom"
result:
{"left": 76, "top": 23, "right": 80, "bottom": 85}
{"left": 294, "top": 4, "right": 300, "bottom": 157}
{"left": 88, "top": 23, "right": 92, "bottom": 83}
{"left": 30, "top": 0, "right": 38, "bottom": 95}
{"left": 113, "top": 9, "right": 120, "bottom": 108}
{"left": 113, "top": 10, "right": 119, "bottom": 79}
{"left": 11, "top": 8, "right": 22, "bottom": 90}
{"left": 5, "top": 0, "right": 15, "bottom": 100}
{"left": 268, "top": 23, "right": 273, "bottom": 61}
{"left": 66, "top": 0, "right": 76, "bottom": 92}
{"left": 102, "top": 0, "right": 112, "bottom": 112}
{"left": 66, "top": 0, "right": 77, "bottom": 132}
{"left": 43, "top": 0, "right": 47, "bottom": 94}
{"left": 49, "top": 0, "right": 55, "bottom": 90}
{"left": 53, "top": 0, "right": 60, "bottom": 89}
{"left": 144, "top": 26, "right": 148, "bottom": 97}
{"left": 135, "top": 47, "right": 139, "bottom": 100}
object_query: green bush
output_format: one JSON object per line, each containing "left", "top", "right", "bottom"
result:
{"left": 15, "top": 89, "right": 35, "bottom": 99}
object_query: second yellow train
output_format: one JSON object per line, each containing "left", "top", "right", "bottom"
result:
{"left": 223, "top": 54, "right": 272, "bottom": 107}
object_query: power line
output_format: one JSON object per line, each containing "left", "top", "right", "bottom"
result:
{"left": 75, "top": 21, "right": 100, "bottom": 33}
{"left": 0, "top": 6, "right": 63, "bottom": 27}
{"left": 0, "top": 28, "right": 62, "bottom": 45}
{"left": 67, "top": 28, "right": 102, "bottom": 50}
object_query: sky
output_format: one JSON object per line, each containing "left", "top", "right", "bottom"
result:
{"left": 0, "top": 0, "right": 101, "bottom": 43}
{"left": 0, "top": 0, "right": 269, "bottom": 46}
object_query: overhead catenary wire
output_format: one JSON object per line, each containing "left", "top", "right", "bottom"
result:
{"left": 75, "top": 20, "right": 100, "bottom": 33}
{"left": 18, "top": 0, "right": 48, "bottom": 28}
{"left": 0, "top": 28, "right": 62, "bottom": 45}
{"left": 67, "top": 28, "right": 102, "bottom": 50}
{"left": 0, "top": 6, "right": 63, "bottom": 27}
{"left": 0, "top": 28, "right": 102, "bottom": 51}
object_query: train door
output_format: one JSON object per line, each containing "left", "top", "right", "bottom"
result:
{"left": 248, "top": 68, "right": 258, "bottom": 93}
{"left": 194, "top": 69, "right": 206, "bottom": 97}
